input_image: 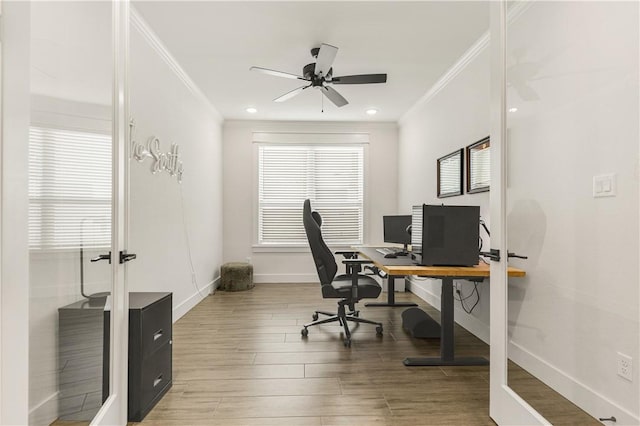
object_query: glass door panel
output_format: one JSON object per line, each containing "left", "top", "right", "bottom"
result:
{"left": 28, "top": 1, "right": 115, "bottom": 423}
{"left": 502, "top": 1, "right": 639, "bottom": 424}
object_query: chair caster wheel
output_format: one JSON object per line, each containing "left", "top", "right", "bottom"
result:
{"left": 301, "top": 328, "right": 309, "bottom": 337}
{"left": 343, "top": 339, "right": 351, "bottom": 347}
{"left": 376, "top": 325, "right": 383, "bottom": 335}
{"left": 312, "top": 313, "right": 319, "bottom": 321}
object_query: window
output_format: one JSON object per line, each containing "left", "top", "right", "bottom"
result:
{"left": 466, "top": 136, "right": 490, "bottom": 193}
{"left": 437, "top": 148, "right": 463, "bottom": 198}
{"left": 258, "top": 144, "right": 364, "bottom": 245}
{"left": 29, "top": 126, "right": 112, "bottom": 249}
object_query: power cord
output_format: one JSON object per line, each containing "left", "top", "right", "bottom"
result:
{"left": 179, "top": 183, "right": 209, "bottom": 298}
{"left": 454, "top": 280, "right": 480, "bottom": 314}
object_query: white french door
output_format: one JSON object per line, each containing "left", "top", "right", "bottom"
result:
{"left": 92, "top": 1, "right": 130, "bottom": 424}
{"left": 488, "top": 1, "right": 549, "bottom": 424}
{"left": 1, "top": 1, "right": 131, "bottom": 425}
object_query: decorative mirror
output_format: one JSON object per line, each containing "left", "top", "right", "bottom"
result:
{"left": 466, "top": 136, "right": 490, "bottom": 193}
{"left": 437, "top": 148, "right": 463, "bottom": 198}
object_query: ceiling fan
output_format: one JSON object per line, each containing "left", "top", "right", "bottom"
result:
{"left": 250, "top": 43, "right": 387, "bottom": 108}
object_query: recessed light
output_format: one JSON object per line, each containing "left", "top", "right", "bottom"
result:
{"left": 509, "top": 107, "right": 518, "bottom": 113}
{"left": 246, "top": 107, "right": 257, "bottom": 114}
{"left": 366, "top": 108, "right": 378, "bottom": 115}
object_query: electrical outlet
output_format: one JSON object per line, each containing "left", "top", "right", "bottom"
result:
{"left": 617, "top": 352, "right": 633, "bottom": 381}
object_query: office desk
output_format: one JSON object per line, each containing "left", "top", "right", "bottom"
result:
{"left": 356, "top": 246, "right": 526, "bottom": 366}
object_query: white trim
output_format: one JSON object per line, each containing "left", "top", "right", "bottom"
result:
{"left": 172, "top": 278, "right": 218, "bottom": 322}
{"left": 252, "top": 132, "right": 370, "bottom": 144}
{"left": 399, "top": 1, "right": 532, "bottom": 127}
{"left": 405, "top": 277, "right": 489, "bottom": 344}
{"left": 0, "top": 2, "right": 30, "bottom": 423}
{"left": 254, "top": 273, "right": 318, "bottom": 284}
{"left": 130, "top": 7, "right": 223, "bottom": 124}
{"left": 399, "top": 33, "right": 489, "bottom": 125}
{"left": 509, "top": 341, "right": 639, "bottom": 426}
{"left": 29, "top": 391, "right": 59, "bottom": 426}
{"left": 252, "top": 245, "right": 310, "bottom": 253}
{"left": 93, "top": 2, "right": 130, "bottom": 424}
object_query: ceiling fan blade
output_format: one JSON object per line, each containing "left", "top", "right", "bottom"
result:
{"left": 250, "top": 66, "right": 307, "bottom": 81}
{"left": 321, "top": 86, "right": 348, "bottom": 108}
{"left": 315, "top": 43, "right": 338, "bottom": 77}
{"left": 274, "top": 85, "right": 310, "bottom": 102}
{"left": 331, "top": 74, "right": 387, "bottom": 84}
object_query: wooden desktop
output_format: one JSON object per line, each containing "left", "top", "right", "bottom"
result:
{"left": 355, "top": 246, "right": 526, "bottom": 366}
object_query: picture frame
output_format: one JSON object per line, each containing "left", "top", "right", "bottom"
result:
{"left": 466, "top": 136, "right": 490, "bottom": 193}
{"left": 437, "top": 148, "right": 463, "bottom": 198}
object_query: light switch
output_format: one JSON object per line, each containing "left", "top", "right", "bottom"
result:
{"left": 593, "top": 174, "right": 616, "bottom": 198}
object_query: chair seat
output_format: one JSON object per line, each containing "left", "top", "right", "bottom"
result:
{"left": 321, "top": 274, "right": 382, "bottom": 299}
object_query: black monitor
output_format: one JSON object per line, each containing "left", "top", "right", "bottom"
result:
{"left": 420, "top": 204, "right": 479, "bottom": 266}
{"left": 383, "top": 215, "right": 411, "bottom": 252}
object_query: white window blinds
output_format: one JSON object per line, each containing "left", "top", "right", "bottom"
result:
{"left": 29, "top": 126, "right": 112, "bottom": 249}
{"left": 258, "top": 144, "right": 364, "bottom": 245}
{"left": 469, "top": 146, "right": 490, "bottom": 189}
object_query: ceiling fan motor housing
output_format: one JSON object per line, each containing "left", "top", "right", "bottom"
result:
{"left": 303, "top": 63, "right": 332, "bottom": 86}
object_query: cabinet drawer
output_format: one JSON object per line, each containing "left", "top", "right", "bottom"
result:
{"left": 141, "top": 296, "right": 172, "bottom": 358}
{"left": 140, "top": 342, "right": 172, "bottom": 412}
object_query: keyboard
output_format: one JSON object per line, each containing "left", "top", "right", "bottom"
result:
{"left": 376, "top": 247, "right": 402, "bottom": 256}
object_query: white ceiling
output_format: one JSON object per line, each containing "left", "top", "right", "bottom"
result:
{"left": 133, "top": 1, "right": 489, "bottom": 122}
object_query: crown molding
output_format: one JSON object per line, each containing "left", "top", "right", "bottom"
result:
{"left": 399, "top": 31, "right": 489, "bottom": 126}
{"left": 130, "top": 7, "right": 223, "bottom": 123}
{"left": 399, "top": 0, "right": 533, "bottom": 126}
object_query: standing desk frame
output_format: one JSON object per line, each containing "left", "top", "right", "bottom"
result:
{"left": 356, "top": 247, "right": 525, "bottom": 366}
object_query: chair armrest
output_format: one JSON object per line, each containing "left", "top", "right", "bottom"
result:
{"left": 335, "top": 250, "right": 358, "bottom": 259}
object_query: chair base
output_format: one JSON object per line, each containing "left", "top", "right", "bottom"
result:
{"left": 301, "top": 301, "right": 383, "bottom": 347}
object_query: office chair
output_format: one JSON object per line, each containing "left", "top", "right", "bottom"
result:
{"left": 302, "top": 199, "right": 383, "bottom": 347}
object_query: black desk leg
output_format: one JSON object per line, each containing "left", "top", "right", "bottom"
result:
{"left": 365, "top": 275, "right": 418, "bottom": 308}
{"left": 403, "top": 277, "right": 488, "bottom": 366}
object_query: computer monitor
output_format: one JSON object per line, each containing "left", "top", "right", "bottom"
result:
{"left": 420, "top": 204, "right": 480, "bottom": 266}
{"left": 383, "top": 215, "right": 411, "bottom": 252}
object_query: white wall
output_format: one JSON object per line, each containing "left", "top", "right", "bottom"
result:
{"left": 399, "top": 1, "right": 639, "bottom": 423}
{"left": 128, "top": 12, "right": 224, "bottom": 320}
{"left": 399, "top": 42, "right": 492, "bottom": 340}
{"left": 223, "top": 120, "right": 398, "bottom": 283}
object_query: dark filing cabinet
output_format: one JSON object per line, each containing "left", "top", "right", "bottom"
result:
{"left": 128, "top": 292, "right": 173, "bottom": 421}
{"left": 103, "top": 292, "right": 173, "bottom": 421}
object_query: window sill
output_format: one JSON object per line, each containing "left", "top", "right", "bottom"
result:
{"left": 252, "top": 244, "right": 358, "bottom": 253}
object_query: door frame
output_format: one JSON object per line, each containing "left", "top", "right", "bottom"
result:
{"left": 0, "top": 1, "right": 30, "bottom": 423}
{"left": 488, "top": 2, "right": 549, "bottom": 424}
{"left": 91, "top": 0, "right": 130, "bottom": 424}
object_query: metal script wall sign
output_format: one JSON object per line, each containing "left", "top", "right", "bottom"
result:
{"left": 130, "top": 119, "right": 184, "bottom": 183}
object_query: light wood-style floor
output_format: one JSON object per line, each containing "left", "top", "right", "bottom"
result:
{"left": 54, "top": 283, "right": 598, "bottom": 425}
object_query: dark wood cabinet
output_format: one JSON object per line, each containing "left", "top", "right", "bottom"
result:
{"left": 103, "top": 292, "right": 173, "bottom": 421}
{"left": 127, "top": 292, "right": 173, "bottom": 421}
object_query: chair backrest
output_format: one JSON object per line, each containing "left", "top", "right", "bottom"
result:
{"left": 303, "top": 199, "right": 337, "bottom": 285}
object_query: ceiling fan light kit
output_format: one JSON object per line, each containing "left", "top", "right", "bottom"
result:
{"left": 250, "top": 43, "right": 387, "bottom": 109}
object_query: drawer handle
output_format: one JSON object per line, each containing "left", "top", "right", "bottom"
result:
{"left": 153, "top": 374, "right": 163, "bottom": 387}
{"left": 153, "top": 329, "right": 163, "bottom": 341}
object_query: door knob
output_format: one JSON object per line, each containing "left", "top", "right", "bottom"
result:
{"left": 90, "top": 252, "right": 111, "bottom": 264}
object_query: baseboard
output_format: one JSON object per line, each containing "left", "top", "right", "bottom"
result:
{"left": 407, "top": 277, "right": 639, "bottom": 424}
{"left": 253, "top": 273, "right": 318, "bottom": 283}
{"left": 509, "top": 341, "right": 640, "bottom": 425}
{"left": 406, "top": 277, "right": 489, "bottom": 344}
{"left": 172, "top": 278, "right": 217, "bottom": 322}
{"left": 29, "top": 391, "right": 59, "bottom": 426}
